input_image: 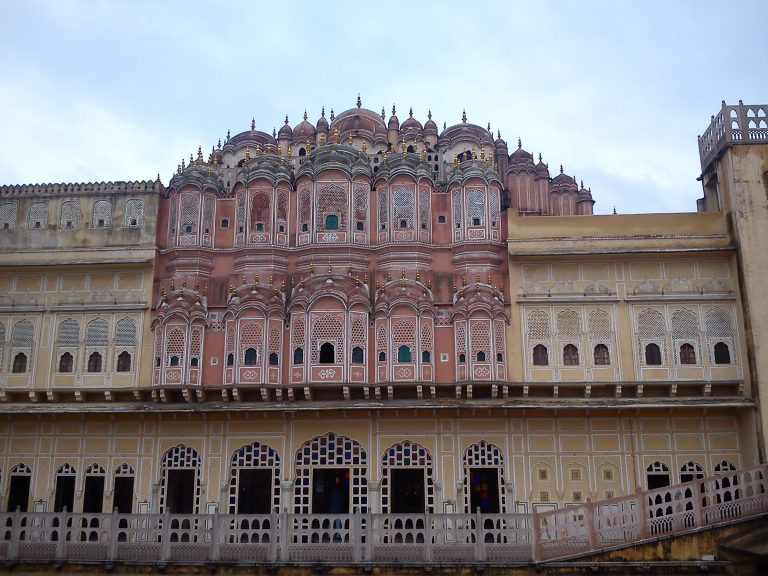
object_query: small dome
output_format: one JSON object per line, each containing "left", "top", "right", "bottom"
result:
{"left": 388, "top": 104, "right": 400, "bottom": 130}
{"left": 316, "top": 107, "right": 329, "bottom": 132}
{"left": 535, "top": 156, "right": 549, "bottom": 177}
{"left": 278, "top": 115, "right": 293, "bottom": 139}
{"left": 401, "top": 108, "right": 423, "bottom": 134}
{"left": 330, "top": 106, "right": 386, "bottom": 138}
{"left": 293, "top": 110, "right": 315, "bottom": 142}
{"left": 494, "top": 130, "right": 507, "bottom": 149}
{"left": 424, "top": 111, "right": 438, "bottom": 136}
{"left": 550, "top": 166, "right": 578, "bottom": 192}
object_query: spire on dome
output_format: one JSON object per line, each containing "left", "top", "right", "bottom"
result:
{"left": 518, "top": 137, "right": 522, "bottom": 149}
{"left": 560, "top": 164, "right": 564, "bottom": 174}
{"left": 285, "top": 115, "right": 289, "bottom": 124}
{"left": 497, "top": 130, "right": 501, "bottom": 139}
{"left": 428, "top": 110, "right": 432, "bottom": 120}
{"left": 539, "top": 153, "right": 542, "bottom": 162}
{"left": 321, "top": 106, "right": 325, "bottom": 118}
{"left": 251, "top": 118, "right": 255, "bottom": 131}
{"left": 217, "top": 138, "right": 221, "bottom": 149}
{"left": 409, "top": 107, "right": 413, "bottom": 117}
{"left": 330, "top": 108, "right": 335, "bottom": 121}
{"left": 356, "top": 93, "right": 362, "bottom": 108}
{"left": 226, "top": 129, "right": 230, "bottom": 141}
{"left": 462, "top": 109, "right": 467, "bottom": 123}
{"left": 273, "top": 127, "right": 276, "bottom": 138}
{"left": 381, "top": 107, "right": 386, "bottom": 121}
{"left": 392, "top": 104, "right": 396, "bottom": 116}
{"left": 303, "top": 110, "right": 308, "bottom": 121}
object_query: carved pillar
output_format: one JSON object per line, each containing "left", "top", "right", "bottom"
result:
{"left": 368, "top": 481, "right": 381, "bottom": 513}
{"left": 280, "top": 480, "right": 293, "bottom": 513}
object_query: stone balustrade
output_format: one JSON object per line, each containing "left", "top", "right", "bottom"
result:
{"left": 1, "top": 464, "right": 765, "bottom": 565}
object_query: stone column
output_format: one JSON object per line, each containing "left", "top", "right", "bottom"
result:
{"left": 280, "top": 480, "right": 293, "bottom": 513}
{"left": 368, "top": 481, "right": 381, "bottom": 513}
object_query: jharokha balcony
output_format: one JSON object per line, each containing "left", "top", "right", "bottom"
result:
{"left": 1, "top": 465, "right": 766, "bottom": 566}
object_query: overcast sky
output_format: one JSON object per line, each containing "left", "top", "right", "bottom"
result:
{"left": 0, "top": 0, "right": 765, "bottom": 214}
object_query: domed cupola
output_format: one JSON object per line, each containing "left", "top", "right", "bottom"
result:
{"left": 293, "top": 110, "right": 315, "bottom": 144}
{"left": 328, "top": 96, "right": 387, "bottom": 148}
{"left": 550, "top": 165, "right": 578, "bottom": 193}
{"left": 400, "top": 107, "right": 423, "bottom": 138}
{"left": 277, "top": 115, "right": 293, "bottom": 141}
{"left": 576, "top": 181, "right": 595, "bottom": 214}
{"left": 316, "top": 107, "right": 329, "bottom": 135}
{"left": 387, "top": 104, "right": 400, "bottom": 130}
{"left": 535, "top": 153, "right": 550, "bottom": 178}
{"left": 508, "top": 138, "right": 535, "bottom": 172}
{"left": 423, "top": 110, "right": 438, "bottom": 137}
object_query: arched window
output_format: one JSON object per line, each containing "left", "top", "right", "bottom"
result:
{"left": 269, "top": 352, "right": 279, "bottom": 366}
{"left": 644, "top": 343, "right": 662, "bottom": 365}
{"left": 190, "top": 357, "right": 199, "bottom": 367}
{"left": 320, "top": 342, "right": 335, "bottom": 364}
{"left": 593, "top": 344, "right": 610, "bottom": 365}
{"left": 679, "top": 343, "right": 696, "bottom": 364}
{"left": 116, "top": 351, "right": 132, "bottom": 372}
{"left": 680, "top": 461, "right": 704, "bottom": 483}
{"left": 397, "top": 345, "right": 412, "bottom": 363}
{"left": 563, "top": 344, "right": 579, "bottom": 365}
{"left": 533, "top": 344, "right": 548, "bottom": 366}
{"left": 646, "top": 461, "right": 671, "bottom": 489}
{"left": 293, "top": 347, "right": 304, "bottom": 364}
{"left": 13, "top": 352, "right": 28, "bottom": 373}
{"left": 59, "top": 352, "right": 73, "bottom": 373}
{"left": 324, "top": 214, "right": 339, "bottom": 230}
{"left": 714, "top": 342, "right": 731, "bottom": 364}
{"left": 477, "top": 351, "right": 486, "bottom": 362}
{"left": 301, "top": 223, "right": 308, "bottom": 232}
{"left": 169, "top": 355, "right": 180, "bottom": 366}
{"left": 87, "top": 351, "right": 102, "bottom": 373}
{"left": 226, "top": 353, "right": 234, "bottom": 366}
{"left": 378, "top": 351, "right": 386, "bottom": 362}
{"left": 298, "top": 147, "right": 306, "bottom": 157}
{"left": 244, "top": 347, "right": 258, "bottom": 366}
{"left": 422, "top": 350, "right": 431, "bottom": 363}
{"left": 459, "top": 353, "right": 466, "bottom": 363}
{"left": 351, "top": 346, "right": 364, "bottom": 364}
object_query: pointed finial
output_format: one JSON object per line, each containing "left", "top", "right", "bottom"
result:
{"left": 157, "top": 172, "right": 161, "bottom": 181}
{"left": 443, "top": 121, "right": 447, "bottom": 130}
{"left": 330, "top": 108, "right": 335, "bottom": 121}
{"left": 392, "top": 104, "right": 396, "bottom": 116}
{"left": 190, "top": 153, "right": 193, "bottom": 164}
{"left": 487, "top": 122, "right": 491, "bottom": 131}
{"left": 560, "top": 164, "right": 564, "bottom": 174}
{"left": 181, "top": 158, "right": 185, "bottom": 170}
{"left": 217, "top": 138, "right": 221, "bottom": 149}
{"left": 580, "top": 180, "right": 584, "bottom": 189}
{"left": 321, "top": 106, "right": 325, "bottom": 118}
{"left": 273, "top": 127, "right": 277, "bottom": 138}
{"left": 428, "top": 109, "right": 432, "bottom": 120}
{"left": 497, "top": 130, "right": 501, "bottom": 140}
{"left": 357, "top": 93, "right": 362, "bottom": 108}
{"left": 226, "top": 129, "right": 230, "bottom": 141}
{"left": 539, "top": 153, "right": 542, "bottom": 162}
{"left": 303, "top": 110, "right": 308, "bottom": 121}
{"left": 251, "top": 118, "right": 255, "bottom": 131}
{"left": 381, "top": 107, "right": 386, "bottom": 121}
{"left": 409, "top": 107, "right": 413, "bottom": 117}
{"left": 613, "top": 206, "right": 617, "bottom": 215}
{"left": 462, "top": 109, "right": 467, "bottom": 123}
{"left": 518, "top": 137, "right": 522, "bottom": 149}
{"left": 284, "top": 114, "right": 289, "bottom": 125}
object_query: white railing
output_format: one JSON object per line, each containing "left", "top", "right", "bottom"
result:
{"left": 1, "top": 464, "right": 766, "bottom": 565}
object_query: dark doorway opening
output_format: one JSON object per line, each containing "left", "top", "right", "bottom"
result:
{"left": 469, "top": 468, "right": 500, "bottom": 513}
{"left": 237, "top": 469, "right": 272, "bottom": 514}
{"left": 391, "top": 468, "right": 425, "bottom": 513}
{"left": 319, "top": 342, "right": 335, "bottom": 364}
{"left": 82, "top": 476, "right": 105, "bottom": 513}
{"left": 54, "top": 475, "right": 76, "bottom": 512}
{"left": 166, "top": 469, "right": 195, "bottom": 514}
{"left": 7, "top": 476, "right": 30, "bottom": 512}
{"left": 312, "top": 468, "right": 349, "bottom": 514}
{"left": 113, "top": 476, "right": 134, "bottom": 513}
{"left": 647, "top": 472, "right": 671, "bottom": 490}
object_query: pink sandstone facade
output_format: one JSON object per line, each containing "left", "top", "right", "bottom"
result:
{"left": 153, "top": 101, "right": 593, "bottom": 394}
